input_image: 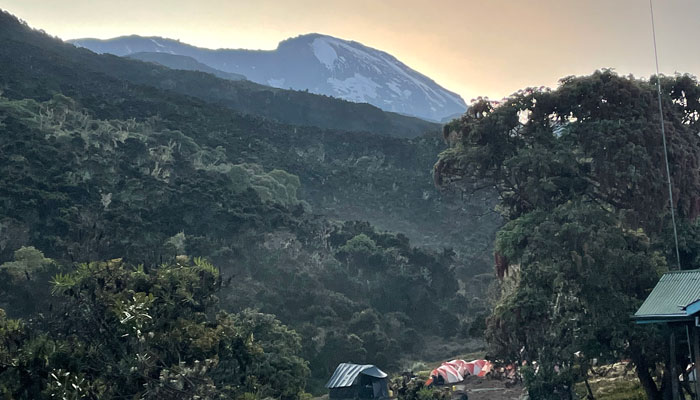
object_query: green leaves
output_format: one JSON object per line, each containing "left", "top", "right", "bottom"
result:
{"left": 0, "top": 258, "right": 311, "bottom": 399}
{"left": 489, "top": 202, "right": 665, "bottom": 394}
{"left": 436, "top": 71, "right": 700, "bottom": 230}
{"left": 435, "top": 71, "right": 700, "bottom": 395}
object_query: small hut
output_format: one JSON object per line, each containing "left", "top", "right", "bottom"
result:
{"left": 634, "top": 269, "right": 700, "bottom": 399}
{"left": 326, "top": 363, "right": 389, "bottom": 400}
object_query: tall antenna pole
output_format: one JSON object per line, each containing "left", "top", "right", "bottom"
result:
{"left": 649, "top": 0, "right": 681, "bottom": 271}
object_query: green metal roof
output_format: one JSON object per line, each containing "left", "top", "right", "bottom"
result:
{"left": 634, "top": 269, "right": 700, "bottom": 323}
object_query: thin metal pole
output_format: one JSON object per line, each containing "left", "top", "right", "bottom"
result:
{"left": 688, "top": 325, "right": 694, "bottom": 362}
{"left": 649, "top": 0, "right": 681, "bottom": 270}
{"left": 686, "top": 324, "right": 699, "bottom": 400}
{"left": 693, "top": 325, "right": 700, "bottom": 400}
{"left": 672, "top": 331, "right": 680, "bottom": 400}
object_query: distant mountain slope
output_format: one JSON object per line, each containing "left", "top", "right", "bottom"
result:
{"left": 0, "top": 20, "right": 438, "bottom": 138}
{"left": 127, "top": 52, "right": 246, "bottom": 81}
{"left": 70, "top": 34, "right": 467, "bottom": 122}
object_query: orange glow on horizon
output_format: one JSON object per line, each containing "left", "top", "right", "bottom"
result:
{"left": 3, "top": 0, "right": 699, "bottom": 103}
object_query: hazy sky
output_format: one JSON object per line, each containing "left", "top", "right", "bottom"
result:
{"left": 4, "top": 0, "right": 700, "bottom": 102}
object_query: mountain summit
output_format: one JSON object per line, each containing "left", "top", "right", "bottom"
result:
{"left": 70, "top": 33, "right": 467, "bottom": 121}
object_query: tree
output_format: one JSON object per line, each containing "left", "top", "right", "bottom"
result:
{"left": 0, "top": 258, "right": 309, "bottom": 399}
{"left": 491, "top": 202, "right": 663, "bottom": 398}
{"left": 435, "top": 70, "right": 700, "bottom": 399}
{"left": 0, "top": 246, "right": 60, "bottom": 317}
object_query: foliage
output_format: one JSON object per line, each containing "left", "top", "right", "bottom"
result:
{"left": 1, "top": 259, "right": 310, "bottom": 399}
{"left": 393, "top": 377, "right": 450, "bottom": 400}
{"left": 0, "top": 246, "right": 53, "bottom": 280}
{"left": 435, "top": 71, "right": 700, "bottom": 399}
{"left": 0, "top": 89, "right": 475, "bottom": 393}
{"left": 0, "top": 94, "right": 303, "bottom": 262}
{"left": 574, "top": 374, "right": 646, "bottom": 400}
{"left": 522, "top": 363, "right": 576, "bottom": 400}
{"left": 0, "top": 246, "right": 62, "bottom": 316}
{"left": 222, "top": 221, "right": 466, "bottom": 390}
{"left": 488, "top": 202, "right": 664, "bottom": 368}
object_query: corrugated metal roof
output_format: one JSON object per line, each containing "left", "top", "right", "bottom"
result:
{"left": 634, "top": 269, "right": 700, "bottom": 320}
{"left": 325, "top": 363, "right": 387, "bottom": 388}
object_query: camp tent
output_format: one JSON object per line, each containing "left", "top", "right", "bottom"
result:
{"left": 326, "top": 363, "right": 389, "bottom": 400}
{"left": 426, "top": 359, "right": 493, "bottom": 385}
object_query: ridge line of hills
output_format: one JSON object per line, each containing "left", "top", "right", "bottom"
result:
{"left": 69, "top": 33, "right": 467, "bottom": 122}
{"left": 127, "top": 51, "right": 248, "bottom": 81}
{"left": 5, "top": 14, "right": 440, "bottom": 139}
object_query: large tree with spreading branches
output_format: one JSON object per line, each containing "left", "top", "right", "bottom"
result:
{"left": 435, "top": 70, "right": 700, "bottom": 399}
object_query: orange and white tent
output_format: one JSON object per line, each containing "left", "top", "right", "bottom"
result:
{"left": 460, "top": 359, "right": 492, "bottom": 377}
{"left": 426, "top": 359, "right": 493, "bottom": 385}
{"left": 426, "top": 364, "right": 463, "bottom": 385}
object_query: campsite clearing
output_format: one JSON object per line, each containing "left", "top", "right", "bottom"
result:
{"left": 454, "top": 375, "right": 524, "bottom": 400}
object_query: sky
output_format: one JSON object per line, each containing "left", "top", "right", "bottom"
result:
{"left": 3, "top": 0, "right": 700, "bottom": 103}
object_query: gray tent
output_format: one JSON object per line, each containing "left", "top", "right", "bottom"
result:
{"left": 326, "top": 363, "right": 389, "bottom": 400}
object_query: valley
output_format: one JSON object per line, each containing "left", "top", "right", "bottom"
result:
{"left": 0, "top": 9, "right": 499, "bottom": 398}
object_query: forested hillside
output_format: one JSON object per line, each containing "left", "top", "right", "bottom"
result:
{"left": 0, "top": 10, "right": 497, "bottom": 397}
{"left": 0, "top": 11, "right": 497, "bottom": 262}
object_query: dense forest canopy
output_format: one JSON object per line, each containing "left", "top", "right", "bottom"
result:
{"left": 0, "top": 86, "right": 475, "bottom": 397}
{"left": 435, "top": 70, "right": 700, "bottom": 399}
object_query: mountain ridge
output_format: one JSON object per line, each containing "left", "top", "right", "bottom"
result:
{"left": 70, "top": 33, "right": 467, "bottom": 121}
{"left": 0, "top": 14, "right": 438, "bottom": 138}
{"left": 127, "top": 51, "right": 247, "bottom": 81}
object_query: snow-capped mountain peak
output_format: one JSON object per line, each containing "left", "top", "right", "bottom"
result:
{"left": 70, "top": 33, "right": 466, "bottom": 121}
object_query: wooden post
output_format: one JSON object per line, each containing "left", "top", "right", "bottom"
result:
{"left": 693, "top": 323, "right": 700, "bottom": 400}
{"left": 672, "top": 331, "right": 680, "bottom": 400}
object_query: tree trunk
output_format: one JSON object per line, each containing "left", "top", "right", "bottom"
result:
{"left": 671, "top": 332, "right": 680, "bottom": 400}
{"left": 631, "top": 348, "right": 662, "bottom": 400}
{"left": 584, "top": 375, "right": 596, "bottom": 400}
{"left": 662, "top": 364, "right": 673, "bottom": 400}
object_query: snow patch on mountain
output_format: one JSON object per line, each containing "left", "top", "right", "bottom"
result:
{"left": 386, "top": 81, "right": 403, "bottom": 97}
{"left": 327, "top": 73, "right": 381, "bottom": 102}
{"left": 312, "top": 38, "right": 338, "bottom": 70}
{"left": 150, "top": 38, "right": 164, "bottom": 48}
{"left": 304, "top": 35, "right": 463, "bottom": 119}
{"left": 267, "top": 78, "right": 286, "bottom": 88}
